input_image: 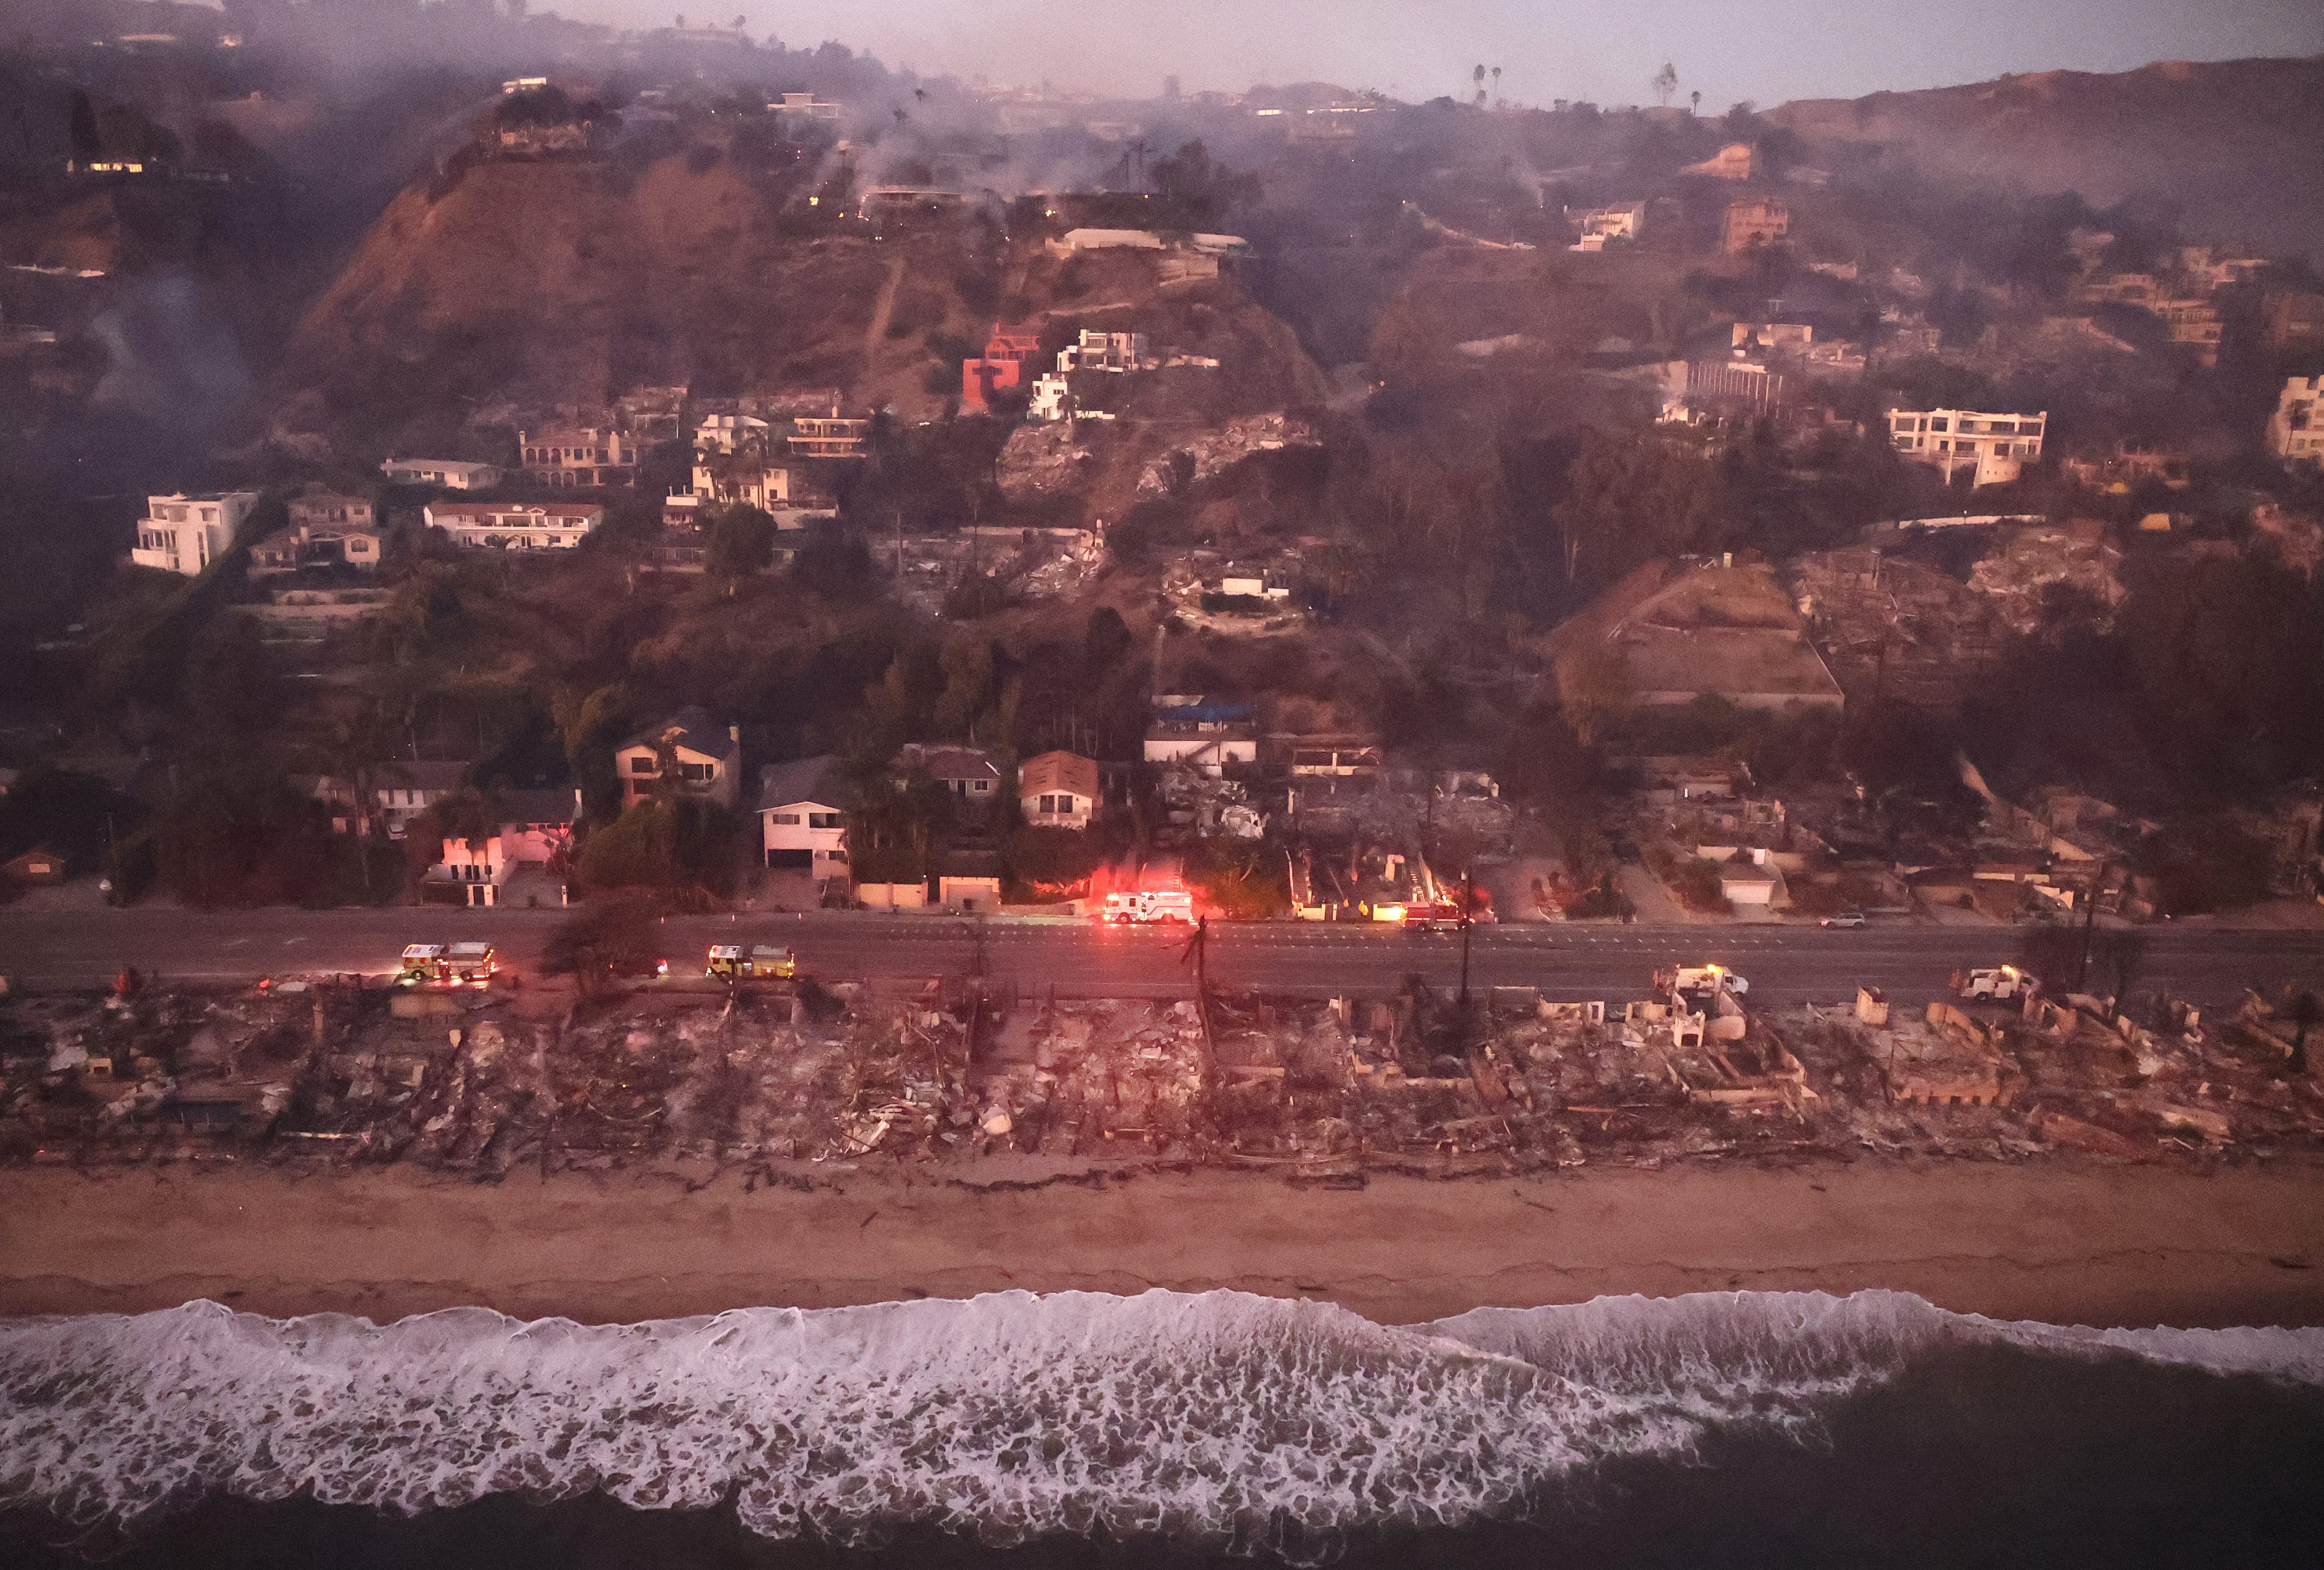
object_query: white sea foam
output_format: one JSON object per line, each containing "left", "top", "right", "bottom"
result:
{"left": 1427, "top": 1289, "right": 2324, "bottom": 1394}
{"left": 2, "top": 1289, "right": 2318, "bottom": 1552}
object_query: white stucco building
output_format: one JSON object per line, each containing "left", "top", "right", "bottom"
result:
{"left": 1887, "top": 407, "right": 2047, "bottom": 488}
{"left": 130, "top": 492, "right": 259, "bottom": 575}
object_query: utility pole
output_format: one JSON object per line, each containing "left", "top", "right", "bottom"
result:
{"left": 1180, "top": 914, "right": 1209, "bottom": 994}
{"left": 2076, "top": 858, "right": 2106, "bottom": 994}
{"left": 1457, "top": 867, "right": 1475, "bottom": 1009}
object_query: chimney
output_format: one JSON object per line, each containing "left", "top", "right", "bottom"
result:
{"left": 729, "top": 724, "right": 741, "bottom": 744}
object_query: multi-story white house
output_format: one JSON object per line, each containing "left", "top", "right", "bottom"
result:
{"left": 756, "top": 754, "right": 850, "bottom": 877}
{"left": 424, "top": 787, "right": 580, "bottom": 907}
{"left": 422, "top": 501, "right": 604, "bottom": 549}
{"left": 130, "top": 491, "right": 260, "bottom": 575}
{"left": 1886, "top": 407, "right": 2047, "bottom": 488}
{"left": 380, "top": 458, "right": 502, "bottom": 489}
{"left": 1056, "top": 330, "right": 1148, "bottom": 375}
{"left": 372, "top": 760, "right": 471, "bottom": 838}
{"left": 789, "top": 410, "right": 872, "bottom": 459}
{"left": 1143, "top": 696, "right": 1258, "bottom": 777}
{"left": 2269, "top": 376, "right": 2324, "bottom": 467}
{"left": 518, "top": 425, "right": 636, "bottom": 488}
{"left": 690, "top": 454, "right": 790, "bottom": 510}
{"left": 616, "top": 708, "right": 741, "bottom": 810}
{"left": 693, "top": 413, "right": 770, "bottom": 454}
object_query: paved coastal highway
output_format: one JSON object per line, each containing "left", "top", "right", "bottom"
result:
{"left": 2, "top": 905, "right": 2320, "bottom": 1008}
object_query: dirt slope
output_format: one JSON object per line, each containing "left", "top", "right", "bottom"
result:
{"left": 1769, "top": 55, "right": 2324, "bottom": 261}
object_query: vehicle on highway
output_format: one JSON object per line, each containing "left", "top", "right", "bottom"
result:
{"left": 1102, "top": 889, "right": 1196, "bottom": 924}
{"left": 1658, "top": 963, "right": 1749, "bottom": 1000}
{"left": 1818, "top": 911, "right": 1868, "bottom": 929}
{"left": 444, "top": 941, "right": 497, "bottom": 986}
{"left": 396, "top": 943, "right": 449, "bottom": 986}
{"left": 1407, "top": 900, "right": 1496, "bottom": 933}
{"left": 1955, "top": 964, "right": 2037, "bottom": 1000}
{"left": 706, "top": 943, "right": 797, "bottom": 979}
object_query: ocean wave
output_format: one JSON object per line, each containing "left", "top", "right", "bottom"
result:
{"left": 1428, "top": 1290, "right": 2324, "bottom": 1391}
{"left": 3, "top": 1290, "right": 2319, "bottom": 1554}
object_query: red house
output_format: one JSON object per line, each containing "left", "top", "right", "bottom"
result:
{"left": 961, "top": 323, "right": 1043, "bottom": 413}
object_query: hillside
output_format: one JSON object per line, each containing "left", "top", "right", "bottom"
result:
{"left": 274, "top": 139, "right": 1327, "bottom": 459}
{"left": 1769, "top": 55, "right": 2324, "bottom": 261}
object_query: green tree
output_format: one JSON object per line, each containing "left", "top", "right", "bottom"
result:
{"left": 151, "top": 762, "right": 337, "bottom": 908}
{"left": 1557, "top": 648, "right": 1633, "bottom": 747}
{"left": 706, "top": 505, "right": 776, "bottom": 577}
{"left": 1083, "top": 605, "right": 1132, "bottom": 669}
{"left": 576, "top": 797, "right": 741, "bottom": 895}
{"left": 1187, "top": 838, "right": 1286, "bottom": 920}
{"left": 1549, "top": 431, "right": 1725, "bottom": 590}
{"left": 1008, "top": 825, "right": 1102, "bottom": 895}
{"left": 931, "top": 636, "right": 999, "bottom": 741}
{"left": 0, "top": 765, "right": 133, "bottom": 870}
{"left": 541, "top": 896, "right": 663, "bottom": 994}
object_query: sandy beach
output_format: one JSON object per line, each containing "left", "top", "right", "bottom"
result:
{"left": 5, "top": 1158, "right": 2324, "bottom": 1328}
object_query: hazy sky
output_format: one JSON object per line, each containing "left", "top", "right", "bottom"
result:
{"left": 557, "top": 0, "right": 2324, "bottom": 106}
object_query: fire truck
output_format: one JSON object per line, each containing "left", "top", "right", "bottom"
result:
{"left": 1102, "top": 889, "right": 1196, "bottom": 924}
{"left": 397, "top": 940, "right": 496, "bottom": 987}
{"left": 444, "top": 941, "right": 497, "bottom": 986}
{"left": 705, "top": 943, "right": 799, "bottom": 980}
{"left": 1407, "top": 892, "right": 1496, "bottom": 932}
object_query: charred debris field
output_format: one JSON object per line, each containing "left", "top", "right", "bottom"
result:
{"left": 6, "top": 966, "right": 2322, "bottom": 1183}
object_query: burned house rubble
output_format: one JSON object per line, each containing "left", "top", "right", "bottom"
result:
{"left": 7, "top": 960, "right": 2319, "bottom": 1179}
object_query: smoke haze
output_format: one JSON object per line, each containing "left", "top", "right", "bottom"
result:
{"left": 550, "top": 0, "right": 2324, "bottom": 107}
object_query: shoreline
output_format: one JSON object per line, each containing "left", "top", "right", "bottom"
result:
{"left": 6, "top": 1158, "right": 2324, "bottom": 1329}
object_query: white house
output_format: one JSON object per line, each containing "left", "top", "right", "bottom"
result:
{"left": 130, "top": 492, "right": 259, "bottom": 575}
{"left": 248, "top": 519, "right": 383, "bottom": 574}
{"left": 1057, "top": 330, "right": 1148, "bottom": 375}
{"left": 2269, "top": 376, "right": 2324, "bottom": 466}
{"left": 1028, "top": 374, "right": 1071, "bottom": 422}
{"left": 1568, "top": 202, "right": 1644, "bottom": 246}
{"left": 425, "top": 787, "right": 579, "bottom": 907}
{"left": 381, "top": 458, "right": 502, "bottom": 489}
{"left": 1056, "top": 229, "right": 1165, "bottom": 252}
{"left": 616, "top": 707, "right": 741, "bottom": 810}
{"left": 690, "top": 455, "right": 790, "bottom": 510}
{"left": 1019, "top": 750, "right": 1100, "bottom": 830}
{"left": 423, "top": 501, "right": 604, "bottom": 549}
{"left": 372, "top": 760, "right": 470, "bottom": 837}
{"left": 693, "top": 413, "right": 770, "bottom": 454}
{"left": 771, "top": 92, "right": 842, "bottom": 121}
{"left": 1144, "top": 696, "right": 1258, "bottom": 776}
{"left": 756, "top": 753, "right": 850, "bottom": 876}
{"left": 1886, "top": 407, "right": 2047, "bottom": 488}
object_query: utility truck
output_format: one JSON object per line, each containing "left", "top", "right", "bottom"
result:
{"left": 1656, "top": 963, "right": 1749, "bottom": 1000}
{"left": 1954, "top": 965, "right": 2037, "bottom": 1001}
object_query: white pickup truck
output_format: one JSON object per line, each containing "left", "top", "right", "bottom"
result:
{"left": 1955, "top": 965, "right": 2037, "bottom": 1001}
